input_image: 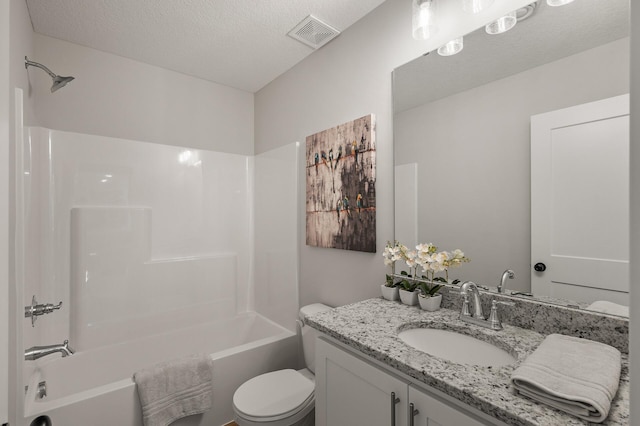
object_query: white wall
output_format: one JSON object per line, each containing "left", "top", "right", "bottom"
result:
{"left": 32, "top": 34, "right": 255, "bottom": 155}
{"left": 629, "top": 0, "right": 639, "bottom": 422}
{"left": 9, "top": 0, "right": 36, "bottom": 126}
{"left": 1, "top": 0, "right": 9, "bottom": 423}
{"left": 253, "top": 143, "right": 300, "bottom": 331}
{"left": 394, "top": 38, "right": 629, "bottom": 292}
{"left": 20, "top": 128, "right": 254, "bottom": 357}
{"left": 255, "top": 0, "right": 533, "bottom": 307}
{"left": 7, "top": 0, "right": 36, "bottom": 423}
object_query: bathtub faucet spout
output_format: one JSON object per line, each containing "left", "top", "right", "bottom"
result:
{"left": 25, "top": 340, "right": 74, "bottom": 361}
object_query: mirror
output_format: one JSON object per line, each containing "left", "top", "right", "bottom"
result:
{"left": 393, "top": 0, "right": 630, "bottom": 315}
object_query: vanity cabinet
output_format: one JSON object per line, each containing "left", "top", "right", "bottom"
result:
{"left": 316, "top": 337, "right": 491, "bottom": 426}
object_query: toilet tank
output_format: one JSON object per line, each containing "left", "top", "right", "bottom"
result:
{"left": 299, "top": 303, "right": 332, "bottom": 374}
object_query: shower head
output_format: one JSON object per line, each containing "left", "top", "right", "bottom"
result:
{"left": 25, "top": 56, "right": 75, "bottom": 93}
{"left": 51, "top": 75, "right": 75, "bottom": 92}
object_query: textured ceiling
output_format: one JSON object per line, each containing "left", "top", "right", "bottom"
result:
{"left": 25, "top": 0, "right": 387, "bottom": 93}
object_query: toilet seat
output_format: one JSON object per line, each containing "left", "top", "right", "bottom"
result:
{"left": 233, "top": 369, "right": 315, "bottom": 425}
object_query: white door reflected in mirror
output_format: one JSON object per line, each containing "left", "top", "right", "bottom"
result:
{"left": 531, "top": 94, "right": 629, "bottom": 305}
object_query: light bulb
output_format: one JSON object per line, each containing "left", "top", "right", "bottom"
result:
{"left": 437, "top": 37, "right": 464, "bottom": 56}
{"left": 462, "top": 0, "right": 495, "bottom": 14}
{"left": 546, "top": 0, "right": 575, "bottom": 6}
{"left": 485, "top": 11, "right": 517, "bottom": 35}
{"left": 412, "top": 0, "right": 437, "bottom": 40}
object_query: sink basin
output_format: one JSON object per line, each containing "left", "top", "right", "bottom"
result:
{"left": 398, "top": 327, "right": 517, "bottom": 367}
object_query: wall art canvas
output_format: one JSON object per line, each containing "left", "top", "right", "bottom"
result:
{"left": 306, "top": 114, "right": 376, "bottom": 252}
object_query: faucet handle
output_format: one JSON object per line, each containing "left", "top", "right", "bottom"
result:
{"left": 460, "top": 294, "right": 472, "bottom": 317}
{"left": 488, "top": 299, "right": 515, "bottom": 330}
{"left": 25, "top": 295, "right": 63, "bottom": 327}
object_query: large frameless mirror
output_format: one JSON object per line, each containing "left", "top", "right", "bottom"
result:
{"left": 393, "top": 0, "right": 630, "bottom": 316}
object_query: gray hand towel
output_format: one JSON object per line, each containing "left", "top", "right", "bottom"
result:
{"left": 510, "top": 334, "right": 621, "bottom": 423}
{"left": 133, "top": 354, "right": 214, "bottom": 426}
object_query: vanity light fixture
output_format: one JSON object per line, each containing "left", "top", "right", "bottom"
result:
{"left": 437, "top": 36, "right": 464, "bottom": 56}
{"left": 485, "top": 10, "right": 517, "bottom": 34}
{"left": 546, "top": 0, "right": 575, "bottom": 6}
{"left": 486, "top": 2, "right": 538, "bottom": 35}
{"left": 462, "top": 0, "right": 495, "bottom": 14}
{"left": 412, "top": 0, "right": 438, "bottom": 40}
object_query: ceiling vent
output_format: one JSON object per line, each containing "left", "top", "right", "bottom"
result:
{"left": 287, "top": 15, "right": 340, "bottom": 49}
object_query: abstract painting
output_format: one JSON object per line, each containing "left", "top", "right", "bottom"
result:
{"left": 306, "top": 114, "right": 376, "bottom": 252}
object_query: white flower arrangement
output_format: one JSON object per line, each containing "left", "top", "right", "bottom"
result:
{"left": 382, "top": 240, "right": 406, "bottom": 287}
{"left": 383, "top": 240, "right": 470, "bottom": 295}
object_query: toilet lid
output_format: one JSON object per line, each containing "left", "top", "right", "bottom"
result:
{"left": 233, "top": 369, "right": 315, "bottom": 418}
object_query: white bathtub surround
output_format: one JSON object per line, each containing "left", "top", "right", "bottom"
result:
{"left": 511, "top": 334, "right": 622, "bottom": 423}
{"left": 24, "top": 313, "right": 296, "bottom": 426}
{"left": 133, "top": 354, "right": 214, "bottom": 426}
{"left": 70, "top": 206, "right": 238, "bottom": 352}
{"left": 17, "top": 127, "right": 301, "bottom": 426}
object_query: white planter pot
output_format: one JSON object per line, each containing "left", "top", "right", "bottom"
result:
{"left": 399, "top": 289, "right": 418, "bottom": 306}
{"left": 381, "top": 284, "right": 399, "bottom": 301}
{"left": 419, "top": 293, "right": 442, "bottom": 311}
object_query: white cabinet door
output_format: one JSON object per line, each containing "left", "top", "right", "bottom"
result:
{"left": 316, "top": 338, "right": 408, "bottom": 426}
{"left": 409, "top": 385, "right": 486, "bottom": 426}
{"left": 531, "top": 94, "right": 629, "bottom": 304}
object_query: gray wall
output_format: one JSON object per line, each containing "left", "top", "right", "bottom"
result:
{"left": 394, "top": 38, "right": 629, "bottom": 291}
{"left": 9, "top": 0, "right": 36, "bottom": 127}
{"left": 0, "top": 1, "right": 9, "bottom": 422}
{"left": 629, "top": 0, "right": 639, "bottom": 421}
{"left": 32, "top": 34, "right": 255, "bottom": 155}
{"left": 255, "top": 0, "right": 535, "bottom": 307}
{"left": 6, "top": 0, "right": 36, "bottom": 422}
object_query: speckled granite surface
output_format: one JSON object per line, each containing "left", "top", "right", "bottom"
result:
{"left": 306, "top": 298, "right": 629, "bottom": 426}
{"left": 439, "top": 291, "right": 629, "bottom": 353}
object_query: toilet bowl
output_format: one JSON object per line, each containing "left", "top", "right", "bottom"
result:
{"left": 232, "top": 304, "right": 332, "bottom": 426}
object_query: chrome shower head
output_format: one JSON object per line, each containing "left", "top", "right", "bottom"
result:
{"left": 25, "top": 56, "right": 75, "bottom": 93}
{"left": 51, "top": 75, "right": 75, "bottom": 92}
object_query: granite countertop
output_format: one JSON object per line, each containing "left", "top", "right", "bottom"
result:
{"left": 306, "top": 298, "right": 629, "bottom": 426}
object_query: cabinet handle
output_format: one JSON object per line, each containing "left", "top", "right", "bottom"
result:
{"left": 390, "top": 392, "right": 400, "bottom": 426}
{"left": 408, "top": 402, "right": 419, "bottom": 426}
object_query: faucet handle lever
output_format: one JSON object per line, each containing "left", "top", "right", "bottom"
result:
{"left": 460, "top": 294, "right": 472, "bottom": 317}
{"left": 487, "top": 299, "right": 515, "bottom": 330}
{"left": 25, "top": 295, "right": 63, "bottom": 327}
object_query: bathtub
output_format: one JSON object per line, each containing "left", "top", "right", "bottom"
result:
{"left": 23, "top": 312, "right": 297, "bottom": 426}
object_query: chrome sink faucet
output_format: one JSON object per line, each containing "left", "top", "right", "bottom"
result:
{"left": 460, "top": 281, "right": 484, "bottom": 319}
{"left": 25, "top": 340, "right": 74, "bottom": 361}
{"left": 457, "top": 281, "right": 514, "bottom": 331}
{"left": 498, "top": 269, "right": 515, "bottom": 293}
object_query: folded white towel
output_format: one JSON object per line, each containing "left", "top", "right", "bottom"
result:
{"left": 587, "top": 300, "right": 629, "bottom": 317}
{"left": 510, "top": 334, "right": 621, "bottom": 423}
{"left": 133, "top": 354, "right": 213, "bottom": 426}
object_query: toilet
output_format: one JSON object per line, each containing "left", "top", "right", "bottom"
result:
{"left": 232, "top": 303, "right": 332, "bottom": 426}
